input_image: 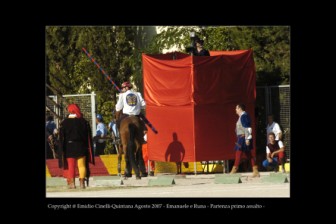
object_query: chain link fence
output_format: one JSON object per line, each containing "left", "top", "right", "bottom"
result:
{"left": 46, "top": 93, "right": 96, "bottom": 136}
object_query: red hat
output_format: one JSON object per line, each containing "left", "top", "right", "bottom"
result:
{"left": 67, "top": 104, "right": 82, "bottom": 118}
{"left": 122, "top": 81, "right": 132, "bottom": 88}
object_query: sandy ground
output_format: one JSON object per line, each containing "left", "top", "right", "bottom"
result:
{"left": 46, "top": 172, "right": 290, "bottom": 198}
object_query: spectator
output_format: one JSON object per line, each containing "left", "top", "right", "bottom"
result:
{"left": 108, "top": 117, "right": 119, "bottom": 154}
{"left": 193, "top": 38, "right": 210, "bottom": 56}
{"left": 262, "top": 132, "right": 286, "bottom": 173}
{"left": 108, "top": 119, "right": 118, "bottom": 140}
{"left": 266, "top": 114, "right": 282, "bottom": 144}
{"left": 46, "top": 116, "right": 57, "bottom": 136}
{"left": 46, "top": 116, "right": 57, "bottom": 159}
{"left": 94, "top": 114, "right": 108, "bottom": 155}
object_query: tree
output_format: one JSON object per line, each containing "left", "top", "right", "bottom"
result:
{"left": 46, "top": 26, "right": 156, "bottom": 153}
{"left": 46, "top": 26, "right": 155, "bottom": 118}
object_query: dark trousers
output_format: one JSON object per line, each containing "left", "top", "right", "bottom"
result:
{"left": 95, "top": 142, "right": 106, "bottom": 155}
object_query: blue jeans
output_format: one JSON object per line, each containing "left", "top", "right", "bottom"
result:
{"left": 109, "top": 121, "right": 119, "bottom": 138}
{"left": 111, "top": 122, "right": 118, "bottom": 138}
{"left": 262, "top": 157, "right": 279, "bottom": 168}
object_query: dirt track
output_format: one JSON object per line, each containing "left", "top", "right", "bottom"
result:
{"left": 46, "top": 172, "right": 290, "bottom": 198}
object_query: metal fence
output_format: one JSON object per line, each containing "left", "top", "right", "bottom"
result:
{"left": 256, "top": 85, "right": 290, "bottom": 161}
{"left": 46, "top": 93, "right": 96, "bottom": 136}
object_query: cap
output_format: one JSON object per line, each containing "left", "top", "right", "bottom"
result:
{"left": 195, "top": 39, "right": 204, "bottom": 45}
{"left": 96, "top": 114, "right": 103, "bottom": 121}
{"left": 121, "top": 81, "right": 132, "bottom": 88}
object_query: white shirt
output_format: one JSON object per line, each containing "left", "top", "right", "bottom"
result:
{"left": 236, "top": 111, "right": 252, "bottom": 140}
{"left": 266, "top": 122, "right": 282, "bottom": 143}
{"left": 115, "top": 90, "right": 146, "bottom": 115}
{"left": 266, "top": 140, "right": 284, "bottom": 154}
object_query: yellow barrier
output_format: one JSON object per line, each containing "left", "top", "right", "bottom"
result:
{"left": 155, "top": 161, "right": 204, "bottom": 173}
{"left": 100, "top": 155, "right": 126, "bottom": 175}
{"left": 100, "top": 155, "right": 206, "bottom": 174}
{"left": 279, "top": 163, "right": 290, "bottom": 172}
{"left": 100, "top": 155, "right": 204, "bottom": 174}
{"left": 46, "top": 166, "right": 51, "bottom": 177}
{"left": 46, "top": 154, "right": 228, "bottom": 177}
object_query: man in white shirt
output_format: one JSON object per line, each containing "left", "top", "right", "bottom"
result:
{"left": 266, "top": 114, "right": 282, "bottom": 144}
{"left": 115, "top": 81, "right": 146, "bottom": 135}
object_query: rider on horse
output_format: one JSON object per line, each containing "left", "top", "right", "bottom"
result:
{"left": 115, "top": 81, "right": 147, "bottom": 138}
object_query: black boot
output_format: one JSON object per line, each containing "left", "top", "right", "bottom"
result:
{"left": 141, "top": 172, "right": 148, "bottom": 177}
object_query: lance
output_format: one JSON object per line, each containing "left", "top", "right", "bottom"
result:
{"left": 82, "top": 47, "right": 158, "bottom": 134}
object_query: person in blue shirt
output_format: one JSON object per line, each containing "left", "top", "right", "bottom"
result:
{"left": 108, "top": 115, "right": 119, "bottom": 154}
{"left": 94, "top": 114, "right": 107, "bottom": 155}
{"left": 108, "top": 110, "right": 119, "bottom": 141}
{"left": 46, "top": 116, "right": 57, "bottom": 159}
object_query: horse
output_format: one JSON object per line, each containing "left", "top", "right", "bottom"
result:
{"left": 117, "top": 115, "right": 147, "bottom": 179}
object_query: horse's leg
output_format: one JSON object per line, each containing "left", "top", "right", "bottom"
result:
{"left": 128, "top": 150, "right": 141, "bottom": 179}
{"left": 135, "top": 141, "right": 147, "bottom": 177}
{"left": 120, "top": 127, "right": 131, "bottom": 179}
{"left": 117, "top": 144, "right": 122, "bottom": 177}
{"left": 176, "top": 162, "right": 181, "bottom": 174}
{"left": 128, "top": 124, "right": 141, "bottom": 179}
{"left": 123, "top": 143, "right": 132, "bottom": 179}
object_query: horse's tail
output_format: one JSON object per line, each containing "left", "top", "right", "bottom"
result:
{"left": 127, "top": 123, "right": 136, "bottom": 156}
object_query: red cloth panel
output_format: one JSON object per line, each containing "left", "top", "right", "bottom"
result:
{"left": 143, "top": 50, "right": 256, "bottom": 162}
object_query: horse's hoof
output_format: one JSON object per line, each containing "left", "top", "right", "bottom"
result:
{"left": 149, "top": 171, "right": 154, "bottom": 176}
{"left": 141, "top": 173, "right": 148, "bottom": 177}
{"left": 117, "top": 173, "right": 121, "bottom": 177}
{"left": 136, "top": 176, "right": 141, "bottom": 180}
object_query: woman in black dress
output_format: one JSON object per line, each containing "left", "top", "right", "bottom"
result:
{"left": 58, "top": 104, "right": 95, "bottom": 189}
